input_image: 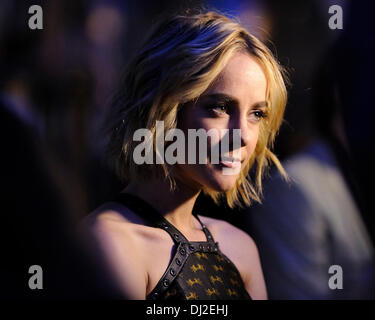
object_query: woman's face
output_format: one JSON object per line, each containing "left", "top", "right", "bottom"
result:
{"left": 176, "top": 51, "right": 268, "bottom": 192}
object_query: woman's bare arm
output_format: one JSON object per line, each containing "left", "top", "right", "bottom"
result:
{"left": 241, "top": 233, "right": 268, "bottom": 299}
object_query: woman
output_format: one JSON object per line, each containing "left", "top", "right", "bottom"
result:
{"left": 84, "top": 11, "right": 288, "bottom": 300}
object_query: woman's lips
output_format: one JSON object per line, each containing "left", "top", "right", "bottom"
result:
{"left": 219, "top": 157, "right": 241, "bottom": 168}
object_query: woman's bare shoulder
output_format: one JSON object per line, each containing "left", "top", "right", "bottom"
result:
{"left": 82, "top": 202, "right": 152, "bottom": 299}
{"left": 82, "top": 201, "right": 172, "bottom": 251}
{"left": 82, "top": 202, "right": 148, "bottom": 262}
{"left": 198, "top": 215, "right": 256, "bottom": 247}
{"left": 83, "top": 202, "right": 143, "bottom": 228}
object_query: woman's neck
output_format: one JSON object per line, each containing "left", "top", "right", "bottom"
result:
{"left": 122, "top": 177, "right": 202, "bottom": 232}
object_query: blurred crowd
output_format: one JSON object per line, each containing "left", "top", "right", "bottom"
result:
{"left": 1, "top": 0, "right": 374, "bottom": 299}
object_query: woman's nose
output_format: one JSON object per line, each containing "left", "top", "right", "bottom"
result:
{"left": 229, "top": 113, "right": 252, "bottom": 148}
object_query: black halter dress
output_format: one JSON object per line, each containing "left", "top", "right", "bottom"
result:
{"left": 114, "top": 193, "right": 252, "bottom": 300}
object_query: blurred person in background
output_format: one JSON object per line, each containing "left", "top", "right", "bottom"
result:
{"left": 243, "top": 0, "right": 375, "bottom": 299}
{"left": 0, "top": 0, "right": 122, "bottom": 299}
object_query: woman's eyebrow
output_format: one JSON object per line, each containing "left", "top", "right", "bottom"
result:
{"left": 201, "top": 93, "right": 237, "bottom": 104}
{"left": 251, "top": 101, "right": 268, "bottom": 109}
{"left": 201, "top": 93, "right": 268, "bottom": 109}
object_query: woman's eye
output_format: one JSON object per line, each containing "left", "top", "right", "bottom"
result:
{"left": 249, "top": 110, "right": 266, "bottom": 122}
{"left": 211, "top": 105, "right": 228, "bottom": 114}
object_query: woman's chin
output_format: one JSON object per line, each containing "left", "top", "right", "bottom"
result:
{"left": 205, "top": 175, "right": 238, "bottom": 193}
{"left": 176, "top": 163, "right": 239, "bottom": 193}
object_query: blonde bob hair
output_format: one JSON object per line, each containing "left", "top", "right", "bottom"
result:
{"left": 106, "top": 11, "right": 288, "bottom": 209}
